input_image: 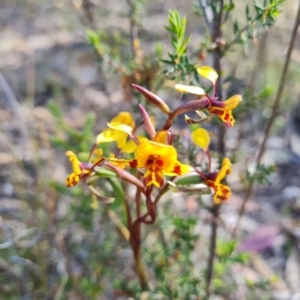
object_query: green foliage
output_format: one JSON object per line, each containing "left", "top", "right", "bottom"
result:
{"left": 246, "top": 164, "right": 276, "bottom": 184}
{"left": 1, "top": 0, "right": 288, "bottom": 298}
{"left": 162, "top": 10, "right": 198, "bottom": 82}
{"left": 165, "top": 11, "right": 190, "bottom": 58}
{"left": 217, "top": 240, "right": 250, "bottom": 264}
{"left": 47, "top": 101, "right": 96, "bottom": 152}
{"left": 229, "top": 0, "right": 284, "bottom": 50}
{"left": 141, "top": 216, "right": 203, "bottom": 299}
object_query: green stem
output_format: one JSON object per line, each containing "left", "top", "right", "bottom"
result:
{"left": 130, "top": 177, "right": 149, "bottom": 290}
{"left": 133, "top": 242, "right": 148, "bottom": 291}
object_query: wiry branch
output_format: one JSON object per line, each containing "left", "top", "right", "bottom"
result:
{"left": 233, "top": 0, "right": 300, "bottom": 237}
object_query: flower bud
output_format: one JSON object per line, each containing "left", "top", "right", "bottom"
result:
{"left": 132, "top": 84, "right": 171, "bottom": 114}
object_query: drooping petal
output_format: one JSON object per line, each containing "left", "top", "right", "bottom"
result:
{"left": 66, "top": 151, "right": 81, "bottom": 174}
{"left": 197, "top": 66, "right": 219, "bottom": 84}
{"left": 175, "top": 84, "right": 206, "bottom": 96}
{"left": 213, "top": 183, "right": 231, "bottom": 204}
{"left": 216, "top": 157, "right": 231, "bottom": 182}
{"left": 66, "top": 173, "right": 80, "bottom": 187}
{"left": 144, "top": 168, "right": 164, "bottom": 187}
{"left": 191, "top": 128, "right": 210, "bottom": 150}
{"left": 203, "top": 158, "right": 232, "bottom": 203}
{"left": 208, "top": 107, "right": 236, "bottom": 127}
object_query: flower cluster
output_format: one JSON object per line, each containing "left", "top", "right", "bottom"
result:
{"left": 65, "top": 66, "right": 241, "bottom": 212}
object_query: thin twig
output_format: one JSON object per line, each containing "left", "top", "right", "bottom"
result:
{"left": 223, "top": 23, "right": 250, "bottom": 53}
{"left": 210, "top": 0, "right": 225, "bottom": 155}
{"left": 198, "top": 0, "right": 212, "bottom": 27}
{"left": 202, "top": 3, "right": 225, "bottom": 296}
{"left": 232, "top": 2, "right": 300, "bottom": 237}
{"left": 154, "top": 177, "right": 175, "bottom": 204}
{"left": 206, "top": 203, "right": 220, "bottom": 297}
{"left": 223, "top": 14, "right": 264, "bottom": 54}
{"left": 126, "top": 0, "right": 138, "bottom": 58}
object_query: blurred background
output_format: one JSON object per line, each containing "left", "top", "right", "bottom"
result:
{"left": 1, "top": 0, "right": 300, "bottom": 299}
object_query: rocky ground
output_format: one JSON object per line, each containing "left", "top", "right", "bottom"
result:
{"left": 0, "top": 0, "right": 300, "bottom": 299}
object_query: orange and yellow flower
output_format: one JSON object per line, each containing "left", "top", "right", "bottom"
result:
{"left": 129, "top": 140, "right": 190, "bottom": 187}
{"left": 65, "top": 151, "right": 94, "bottom": 187}
{"left": 197, "top": 158, "right": 232, "bottom": 204}
{"left": 175, "top": 66, "right": 242, "bottom": 127}
{"left": 209, "top": 95, "right": 242, "bottom": 126}
{"left": 65, "top": 148, "right": 106, "bottom": 187}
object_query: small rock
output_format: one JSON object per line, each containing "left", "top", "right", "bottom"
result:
{"left": 282, "top": 186, "right": 300, "bottom": 200}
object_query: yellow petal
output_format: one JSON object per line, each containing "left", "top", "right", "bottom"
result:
{"left": 96, "top": 128, "right": 124, "bottom": 144}
{"left": 191, "top": 128, "right": 210, "bottom": 150}
{"left": 66, "top": 173, "right": 80, "bottom": 187}
{"left": 180, "top": 163, "right": 192, "bottom": 175}
{"left": 163, "top": 162, "right": 192, "bottom": 176}
{"left": 153, "top": 130, "right": 168, "bottom": 144}
{"left": 110, "top": 112, "right": 135, "bottom": 128}
{"left": 144, "top": 169, "right": 164, "bottom": 187}
{"left": 106, "top": 158, "right": 130, "bottom": 169}
{"left": 121, "top": 139, "right": 138, "bottom": 153}
{"left": 96, "top": 112, "right": 135, "bottom": 145}
{"left": 93, "top": 149, "right": 103, "bottom": 163}
{"left": 197, "top": 66, "right": 218, "bottom": 84}
{"left": 214, "top": 183, "right": 231, "bottom": 204}
{"left": 175, "top": 84, "right": 206, "bottom": 95}
{"left": 121, "top": 136, "right": 147, "bottom": 154}
{"left": 150, "top": 116, "right": 156, "bottom": 128}
{"left": 107, "top": 123, "right": 133, "bottom": 136}
{"left": 116, "top": 134, "right": 128, "bottom": 149}
{"left": 224, "top": 95, "right": 242, "bottom": 110}
{"left": 66, "top": 151, "right": 81, "bottom": 174}
{"left": 217, "top": 157, "right": 232, "bottom": 182}
{"left": 135, "top": 140, "right": 177, "bottom": 169}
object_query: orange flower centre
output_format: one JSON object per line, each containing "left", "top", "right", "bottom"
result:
{"left": 145, "top": 155, "right": 164, "bottom": 170}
